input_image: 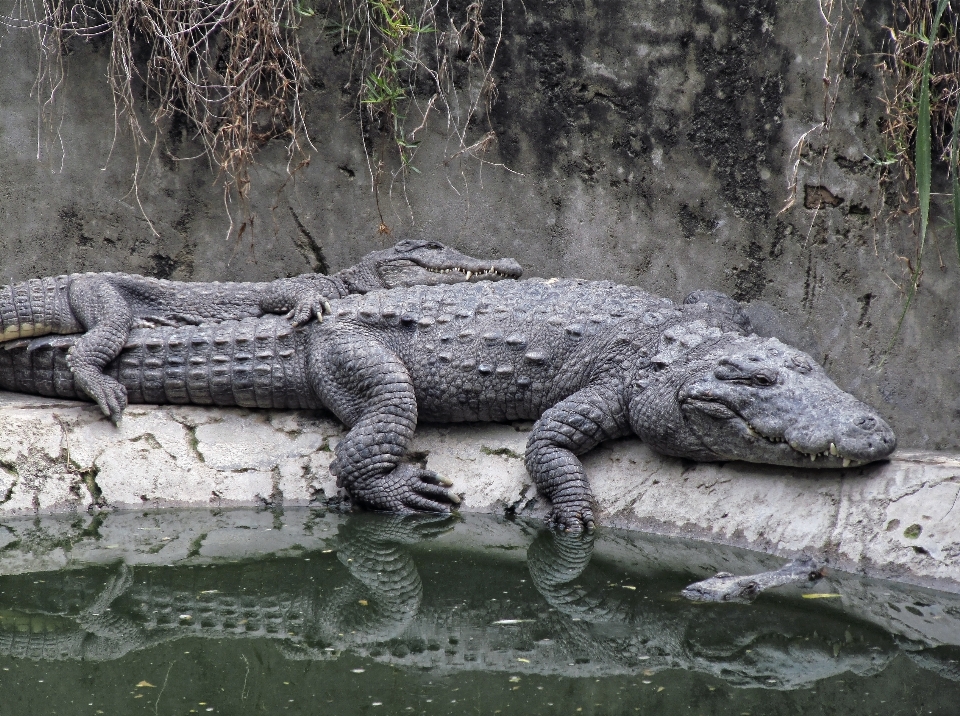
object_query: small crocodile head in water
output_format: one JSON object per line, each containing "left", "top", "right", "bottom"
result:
{"left": 343, "top": 239, "right": 523, "bottom": 292}
{"left": 631, "top": 329, "right": 896, "bottom": 468}
{"left": 681, "top": 556, "right": 826, "bottom": 604}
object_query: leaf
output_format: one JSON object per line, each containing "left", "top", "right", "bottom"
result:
{"left": 136, "top": 681, "right": 156, "bottom": 688}
{"left": 802, "top": 593, "right": 842, "bottom": 599}
{"left": 883, "top": 0, "right": 949, "bottom": 362}
{"left": 950, "top": 74, "right": 960, "bottom": 264}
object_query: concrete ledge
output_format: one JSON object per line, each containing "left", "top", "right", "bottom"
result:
{"left": 1, "top": 391, "right": 958, "bottom": 592}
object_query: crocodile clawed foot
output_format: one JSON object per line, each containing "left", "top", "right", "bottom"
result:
{"left": 72, "top": 370, "right": 128, "bottom": 425}
{"left": 286, "top": 303, "right": 314, "bottom": 326}
{"left": 287, "top": 296, "right": 334, "bottom": 326}
{"left": 366, "top": 464, "right": 461, "bottom": 514}
{"left": 546, "top": 503, "right": 595, "bottom": 534}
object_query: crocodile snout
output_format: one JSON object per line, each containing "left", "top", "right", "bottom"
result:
{"left": 837, "top": 411, "right": 896, "bottom": 461}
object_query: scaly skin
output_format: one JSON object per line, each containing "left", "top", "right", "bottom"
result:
{"left": 0, "top": 279, "right": 896, "bottom": 530}
{"left": 0, "top": 240, "right": 521, "bottom": 422}
{"left": 681, "top": 555, "right": 825, "bottom": 603}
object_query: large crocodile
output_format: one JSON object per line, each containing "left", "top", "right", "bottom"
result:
{"left": 0, "top": 278, "right": 897, "bottom": 531}
{"left": 0, "top": 240, "right": 522, "bottom": 422}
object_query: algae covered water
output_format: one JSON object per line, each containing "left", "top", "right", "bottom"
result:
{"left": 0, "top": 510, "right": 958, "bottom": 715}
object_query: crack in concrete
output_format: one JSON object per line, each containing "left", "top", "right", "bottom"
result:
{"left": 186, "top": 531, "right": 208, "bottom": 559}
{"left": 288, "top": 206, "right": 329, "bottom": 274}
{"left": 0, "top": 475, "right": 15, "bottom": 506}
{"left": 169, "top": 416, "right": 211, "bottom": 464}
{"left": 82, "top": 465, "right": 106, "bottom": 509}
{"left": 938, "top": 483, "right": 960, "bottom": 523}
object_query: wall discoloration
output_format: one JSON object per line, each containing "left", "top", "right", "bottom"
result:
{"left": 0, "top": 0, "right": 955, "bottom": 449}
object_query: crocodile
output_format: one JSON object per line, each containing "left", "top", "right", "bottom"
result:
{"left": 0, "top": 239, "right": 522, "bottom": 422}
{"left": 0, "top": 278, "right": 897, "bottom": 530}
{"left": 680, "top": 555, "right": 826, "bottom": 603}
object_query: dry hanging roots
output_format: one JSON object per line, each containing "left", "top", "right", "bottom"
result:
{"left": 30, "top": 0, "right": 312, "bottom": 202}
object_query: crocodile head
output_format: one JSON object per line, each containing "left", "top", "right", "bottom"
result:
{"left": 342, "top": 239, "right": 523, "bottom": 292}
{"left": 630, "top": 328, "right": 896, "bottom": 468}
{"left": 681, "top": 556, "right": 825, "bottom": 604}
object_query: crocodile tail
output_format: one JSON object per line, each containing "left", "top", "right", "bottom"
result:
{"left": 0, "top": 316, "right": 320, "bottom": 411}
{"left": 0, "top": 276, "right": 76, "bottom": 341}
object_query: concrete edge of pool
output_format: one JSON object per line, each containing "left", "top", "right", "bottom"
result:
{"left": 1, "top": 391, "right": 957, "bottom": 593}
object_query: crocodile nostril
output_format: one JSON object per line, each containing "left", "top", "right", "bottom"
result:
{"left": 855, "top": 415, "right": 877, "bottom": 431}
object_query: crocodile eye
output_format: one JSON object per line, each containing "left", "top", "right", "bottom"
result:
{"left": 425, "top": 241, "right": 444, "bottom": 250}
{"left": 395, "top": 240, "right": 416, "bottom": 252}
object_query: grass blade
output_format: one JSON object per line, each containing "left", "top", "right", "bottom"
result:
{"left": 952, "top": 78, "right": 960, "bottom": 263}
{"left": 883, "top": 0, "right": 948, "bottom": 363}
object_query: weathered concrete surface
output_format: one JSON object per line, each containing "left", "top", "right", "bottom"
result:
{"left": 0, "top": 0, "right": 957, "bottom": 451}
{"left": 2, "top": 392, "right": 958, "bottom": 593}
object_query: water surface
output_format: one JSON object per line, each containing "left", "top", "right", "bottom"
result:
{"left": 0, "top": 509, "right": 958, "bottom": 715}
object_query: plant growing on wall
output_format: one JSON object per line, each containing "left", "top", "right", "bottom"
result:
{"left": 9, "top": 0, "right": 502, "bottom": 235}
{"left": 17, "top": 0, "right": 313, "bottom": 235}
{"left": 332, "top": 0, "right": 503, "bottom": 226}
{"left": 880, "top": 0, "right": 960, "bottom": 316}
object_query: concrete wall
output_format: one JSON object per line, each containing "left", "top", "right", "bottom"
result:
{"left": 0, "top": 0, "right": 956, "bottom": 449}
{"left": 3, "top": 393, "right": 959, "bottom": 593}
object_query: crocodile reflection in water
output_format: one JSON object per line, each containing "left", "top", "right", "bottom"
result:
{"left": 0, "top": 514, "right": 953, "bottom": 688}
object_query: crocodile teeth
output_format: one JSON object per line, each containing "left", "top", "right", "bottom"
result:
{"left": 842, "top": 458, "right": 851, "bottom": 468}
{"left": 829, "top": 442, "right": 838, "bottom": 456}
{"left": 810, "top": 453, "right": 816, "bottom": 462}
{"left": 746, "top": 425, "right": 758, "bottom": 438}
{"left": 465, "top": 271, "right": 472, "bottom": 280}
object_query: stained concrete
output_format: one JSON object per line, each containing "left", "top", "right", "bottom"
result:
{"left": 0, "top": 0, "right": 957, "bottom": 451}
{"left": 2, "top": 392, "right": 958, "bottom": 594}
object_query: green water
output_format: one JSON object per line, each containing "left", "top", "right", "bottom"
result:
{"left": 0, "top": 510, "right": 958, "bottom": 715}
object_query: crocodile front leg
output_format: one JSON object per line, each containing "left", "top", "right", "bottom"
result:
{"left": 313, "top": 330, "right": 460, "bottom": 513}
{"left": 66, "top": 276, "right": 134, "bottom": 422}
{"left": 258, "top": 275, "right": 347, "bottom": 326}
{"left": 525, "top": 384, "right": 631, "bottom": 532}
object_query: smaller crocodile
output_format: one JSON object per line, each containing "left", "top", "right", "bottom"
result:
{"left": 0, "top": 239, "right": 521, "bottom": 422}
{"left": 681, "top": 555, "right": 825, "bottom": 603}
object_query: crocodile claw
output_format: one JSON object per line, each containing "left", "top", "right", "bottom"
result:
{"left": 72, "top": 367, "right": 128, "bottom": 425}
{"left": 287, "top": 294, "right": 334, "bottom": 327}
{"left": 546, "top": 503, "right": 596, "bottom": 534}
{"left": 359, "top": 464, "right": 461, "bottom": 514}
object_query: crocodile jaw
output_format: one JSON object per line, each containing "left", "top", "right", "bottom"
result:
{"left": 678, "top": 387, "right": 896, "bottom": 468}
{"left": 378, "top": 258, "right": 523, "bottom": 287}
{"left": 658, "top": 337, "right": 897, "bottom": 468}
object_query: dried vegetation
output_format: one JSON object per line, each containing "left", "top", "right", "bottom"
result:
{"left": 3, "top": 0, "right": 502, "bottom": 234}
